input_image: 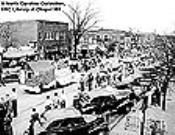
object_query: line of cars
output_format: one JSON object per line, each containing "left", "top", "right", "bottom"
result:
{"left": 31, "top": 86, "right": 136, "bottom": 135}
{"left": 33, "top": 108, "right": 109, "bottom": 135}
{"left": 73, "top": 89, "right": 134, "bottom": 116}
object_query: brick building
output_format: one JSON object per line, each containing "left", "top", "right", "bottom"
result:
{"left": 80, "top": 28, "right": 125, "bottom": 46}
{"left": 0, "top": 20, "right": 70, "bottom": 60}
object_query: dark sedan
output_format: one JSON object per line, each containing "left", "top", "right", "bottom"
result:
{"left": 38, "top": 116, "right": 108, "bottom": 135}
{"left": 74, "top": 95, "right": 129, "bottom": 115}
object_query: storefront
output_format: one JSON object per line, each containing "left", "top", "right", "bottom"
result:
{"left": 110, "top": 109, "right": 143, "bottom": 135}
{"left": 144, "top": 107, "right": 167, "bottom": 135}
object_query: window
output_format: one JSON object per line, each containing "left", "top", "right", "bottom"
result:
{"left": 56, "top": 32, "right": 59, "bottom": 40}
{"left": 60, "top": 31, "right": 65, "bottom": 41}
{"left": 45, "top": 32, "right": 54, "bottom": 40}
{"left": 96, "top": 35, "right": 101, "bottom": 42}
{"left": 104, "top": 35, "right": 109, "bottom": 42}
{"left": 45, "top": 32, "right": 50, "bottom": 40}
{"left": 84, "top": 37, "right": 88, "bottom": 43}
{"left": 51, "top": 32, "right": 54, "bottom": 40}
{"left": 28, "top": 72, "right": 33, "bottom": 79}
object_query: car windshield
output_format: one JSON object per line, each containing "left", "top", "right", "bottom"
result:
{"left": 91, "top": 95, "right": 115, "bottom": 104}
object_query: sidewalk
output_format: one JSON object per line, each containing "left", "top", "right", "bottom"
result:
{"left": 166, "top": 92, "right": 175, "bottom": 135}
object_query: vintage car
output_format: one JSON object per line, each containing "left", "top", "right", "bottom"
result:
{"left": 38, "top": 116, "right": 108, "bottom": 135}
{"left": 2, "top": 68, "right": 20, "bottom": 83}
{"left": 74, "top": 94, "right": 130, "bottom": 115}
{"left": 34, "top": 108, "right": 108, "bottom": 135}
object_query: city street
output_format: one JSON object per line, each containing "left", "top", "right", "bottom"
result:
{"left": 0, "top": 82, "right": 78, "bottom": 135}
{"left": 1, "top": 5, "right": 175, "bottom": 134}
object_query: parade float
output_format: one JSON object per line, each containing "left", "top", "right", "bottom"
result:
{"left": 20, "top": 60, "right": 58, "bottom": 94}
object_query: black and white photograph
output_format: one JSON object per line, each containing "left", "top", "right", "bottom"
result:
{"left": 0, "top": 0, "right": 175, "bottom": 134}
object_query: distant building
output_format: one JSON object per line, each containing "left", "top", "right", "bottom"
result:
{"left": 80, "top": 28, "right": 125, "bottom": 46}
{"left": 0, "top": 20, "right": 70, "bottom": 60}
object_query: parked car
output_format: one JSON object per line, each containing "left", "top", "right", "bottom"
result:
{"left": 38, "top": 115, "right": 108, "bottom": 135}
{"left": 2, "top": 69, "right": 20, "bottom": 83}
{"left": 74, "top": 94, "right": 129, "bottom": 115}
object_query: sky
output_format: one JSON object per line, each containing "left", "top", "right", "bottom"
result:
{"left": 0, "top": 0, "right": 175, "bottom": 34}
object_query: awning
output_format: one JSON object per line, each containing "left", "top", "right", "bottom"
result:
{"left": 3, "top": 48, "right": 37, "bottom": 58}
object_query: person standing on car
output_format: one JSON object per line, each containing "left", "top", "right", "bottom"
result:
{"left": 11, "top": 88, "right": 18, "bottom": 118}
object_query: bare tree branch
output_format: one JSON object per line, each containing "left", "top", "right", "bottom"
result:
{"left": 62, "top": 1, "right": 99, "bottom": 58}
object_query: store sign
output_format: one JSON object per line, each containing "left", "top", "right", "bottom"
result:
{"left": 125, "top": 116, "right": 140, "bottom": 132}
{"left": 144, "top": 119, "right": 166, "bottom": 135}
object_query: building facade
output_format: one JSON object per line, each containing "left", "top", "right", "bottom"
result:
{"left": 80, "top": 28, "right": 125, "bottom": 46}
{"left": 0, "top": 20, "right": 70, "bottom": 60}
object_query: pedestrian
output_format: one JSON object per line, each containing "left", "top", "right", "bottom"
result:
{"left": 87, "top": 73, "right": 94, "bottom": 91}
{"left": 60, "top": 90, "right": 66, "bottom": 108}
{"left": 29, "top": 108, "right": 43, "bottom": 135}
{"left": 30, "top": 108, "right": 42, "bottom": 124}
{"left": 3, "top": 114, "right": 13, "bottom": 135}
{"left": 44, "top": 95, "right": 53, "bottom": 111}
{"left": 0, "top": 64, "right": 6, "bottom": 86}
{"left": 11, "top": 88, "right": 18, "bottom": 118}
{"left": 79, "top": 75, "right": 85, "bottom": 92}
{"left": 5, "top": 94, "right": 13, "bottom": 118}
{"left": 96, "top": 73, "right": 100, "bottom": 87}
{"left": 0, "top": 97, "right": 6, "bottom": 135}
{"left": 52, "top": 92, "right": 60, "bottom": 108}
{"left": 129, "top": 89, "right": 139, "bottom": 106}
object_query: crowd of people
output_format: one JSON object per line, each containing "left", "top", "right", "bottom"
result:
{"left": 0, "top": 44, "right": 165, "bottom": 135}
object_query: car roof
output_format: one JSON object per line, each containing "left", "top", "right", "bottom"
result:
{"left": 35, "top": 108, "right": 82, "bottom": 133}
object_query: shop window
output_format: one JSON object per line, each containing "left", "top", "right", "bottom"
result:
{"left": 56, "top": 32, "right": 60, "bottom": 40}
{"left": 28, "top": 72, "right": 33, "bottom": 79}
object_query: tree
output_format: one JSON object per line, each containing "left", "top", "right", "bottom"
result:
{"left": 0, "top": 23, "right": 12, "bottom": 49}
{"left": 153, "top": 35, "right": 175, "bottom": 110}
{"left": 0, "top": 23, "right": 17, "bottom": 49}
{"left": 63, "top": 1, "right": 99, "bottom": 58}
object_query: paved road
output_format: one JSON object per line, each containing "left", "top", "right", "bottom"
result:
{"left": 0, "top": 82, "right": 78, "bottom": 135}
